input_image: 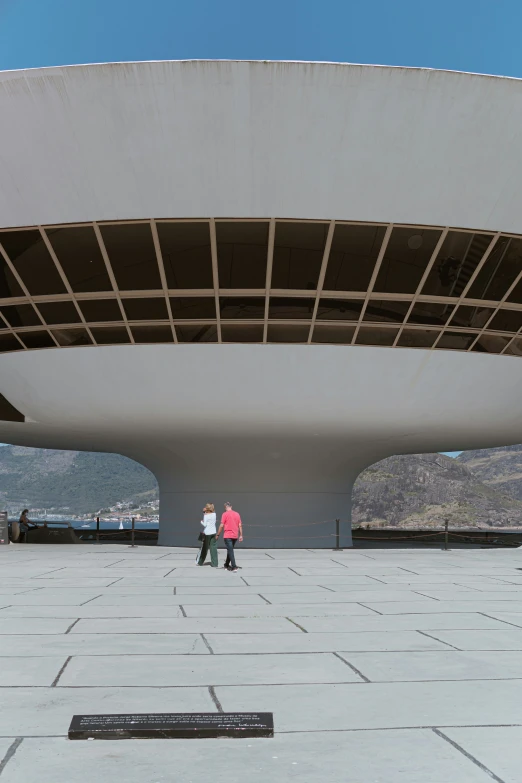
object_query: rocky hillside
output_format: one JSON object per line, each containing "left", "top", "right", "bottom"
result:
{"left": 457, "top": 445, "right": 522, "bottom": 501}
{"left": 353, "top": 452, "right": 522, "bottom": 528}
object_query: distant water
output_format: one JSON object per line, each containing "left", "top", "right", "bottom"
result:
{"left": 17, "top": 519, "right": 159, "bottom": 531}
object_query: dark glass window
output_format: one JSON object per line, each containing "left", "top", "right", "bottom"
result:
{"left": 374, "top": 228, "right": 441, "bottom": 294}
{"left": 323, "top": 224, "right": 386, "bottom": 292}
{"left": 507, "top": 277, "right": 522, "bottom": 305}
{"left": 436, "top": 331, "right": 478, "bottom": 350}
{"left": 170, "top": 297, "right": 216, "bottom": 320}
{"left": 131, "top": 325, "right": 174, "bottom": 343}
{"left": 397, "top": 328, "right": 438, "bottom": 348}
{"left": 316, "top": 299, "right": 363, "bottom": 321}
{"left": 51, "top": 328, "right": 92, "bottom": 347}
{"left": 421, "top": 232, "right": 493, "bottom": 297}
{"left": 221, "top": 324, "right": 263, "bottom": 342}
{"left": 216, "top": 222, "right": 268, "bottom": 288}
{"left": 157, "top": 222, "right": 214, "bottom": 289}
{"left": 78, "top": 299, "right": 123, "bottom": 322}
{"left": 470, "top": 335, "right": 508, "bottom": 354}
{"left": 90, "top": 326, "right": 131, "bottom": 345}
{"left": 0, "top": 230, "right": 66, "bottom": 296}
{"left": 269, "top": 297, "right": 315, "bottom": 319}
{"left": 271, "top": 222, "right": 328, "bottom": 290}
{"left": 37, "top": 301, "right": 82, "bottom": 325}
{"left": 176, "top": 324, "right": 218, "bottom": 343}
{"left": 467, "top": 236, "right": 522, "bottom": 301}
{"left": 312, "top": 324, "right": 355, "bottom": 344}
{"left": 504, "top": 337, "right": 522, "bottom": 356}
{"left": 407, "top": 301, "right": 453, "bottom": 326}
{"left": 488, "top": 309, "right": 522, "bottom": 333}
{"left": 220, "top": 297, "right": 265, "bottom": 319}
{"left": 449, "top": 305, "right": 494, "bottom": 330}
{"left": 46, "top": 226, "right": 113, "bottom": 292}
{"left": 0, "top": 304, "right": 41, "bottom": 328}
{"left": 100, "top": 223, "right": 161, "bottom": 290}
{"left": 122, "top": 298, "right": 169, "bottom": 321}
{"left": 267, "top": 324, "right": 310, "bottom": 343}
{"left": 19, "top": 330, "right": 55, "bottom": 349}
{"left": 0, "top": 333, "right": 23, "bottom": 352}
{"left": 0, "top": 240, "right": 24, "bottom": 298}
{"left": 356, "top": 327, "right": 398, "bottom": 346}
{"left": 362, "top": 300, "right": 409, "bottom": 324}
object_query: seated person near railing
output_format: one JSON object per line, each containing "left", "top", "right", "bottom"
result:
{"left": 17, "top": 509, "right": 40, "bottom": 542}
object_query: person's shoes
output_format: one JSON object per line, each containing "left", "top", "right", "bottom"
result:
{"left": 231, "top": 567, "right": 239, "bottom": 573}
{"left": 223, "top": 564, "right": 229, "bottom": 569}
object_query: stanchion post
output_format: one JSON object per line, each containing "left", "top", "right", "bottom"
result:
{"left": 96, "top": 516, "right": 100, "bottom": 543}
{"left": 444, "top": 518, "right": 449, "bottom": 551}
{"left": 130, "top": 517, "right": 136, "bottom": 548}
{"left": 333, "top": 519, "right": 343, "bottom": 551}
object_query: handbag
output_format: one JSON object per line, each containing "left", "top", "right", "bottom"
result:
{"left": 198, "top": 532, "right": 205, "bottom": 542}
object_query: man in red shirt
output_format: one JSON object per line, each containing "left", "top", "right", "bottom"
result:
{"left": 216, "top": 502, "right": 243, "bottom": 572}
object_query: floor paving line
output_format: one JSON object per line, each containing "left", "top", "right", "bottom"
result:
{"left": 179, "top": 605, "right": 187, "bottom": 617}
{"left": 286, "top": 618, "right": 308, "bottom": 633}
{"left": 258, "top": 594, "right": 272, "bottom": 604}
{"left": 0, "top": 724, "right": 521, "bottom": 739}
{"left": 50, "top": 656, "right": 72, "bottom": 687}
{"left": 0, "top": 737, "right": 23, "bottom": 777}
{"left": 79, "top": 595, "right": 103, "bottom": 606}
{"left": 478, "top": 612, "right": 522, "bottom": 629}
{"left": 332, "top": 652, "right": 371, "bottom": 682}
{"left": 64, "top": 619, "right": 80, "bottom": 634}
{"left": 416, "top": 630, "right": 462, "bottom": 650}
{"left": 200, "top": 634, "right": 214, "bottom": 654}
{"left": 412, "top": 591, "right": 442, "bottom": 601}
{"left": 432, "top": 728, "right": 505, "bottom": 783}
{"left": 356, "top": 602, "right": 383, "bottom": 615}
{"left": 208, "top": 686, "right": 223, "bottom": 712}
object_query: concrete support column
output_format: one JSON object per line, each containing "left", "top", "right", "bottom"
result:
{"left": 157, "top": 487, "right": 354, "bottom": 548}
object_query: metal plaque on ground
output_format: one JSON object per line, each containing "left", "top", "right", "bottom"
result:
{"left": 68, "top": 713, "right": 274, "bottom": 740}
{"left": 0, "top": 512, "right": 8, "bottom": 545}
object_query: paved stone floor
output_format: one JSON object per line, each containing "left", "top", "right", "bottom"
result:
{"left": 1, "top": 544, "right": 522, "bottom": 781}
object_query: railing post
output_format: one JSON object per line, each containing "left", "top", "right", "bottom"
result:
{"left": 333, "top": 519, "right": 343, "bottom": 551}
{"left": 96, "top": 516, "right": 100, "bottom": 543}
{"left": 130, "top": 516, "right": 136, "bottom": 548}
{"left": 444, "top": 518, "right": 449, "bottom": 551}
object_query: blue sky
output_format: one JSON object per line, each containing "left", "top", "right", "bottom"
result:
{"left": 0, "top": 0, "right": 522, "bottom": 77}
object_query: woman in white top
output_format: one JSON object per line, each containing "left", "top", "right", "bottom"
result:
{"left": 197, "top": 503, "right": 218, "bottom": 567}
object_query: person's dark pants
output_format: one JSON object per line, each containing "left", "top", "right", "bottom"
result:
{"left": 198, "top": 534, "right": 218, "bottom": 567}
{"left": 224, "top": 538, "right": 238, "bottom": 569}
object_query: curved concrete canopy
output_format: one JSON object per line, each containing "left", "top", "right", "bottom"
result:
{"left": 0, "top": 61, "right": 522, "bottom": 232}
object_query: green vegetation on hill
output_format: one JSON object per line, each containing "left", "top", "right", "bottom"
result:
{"left": 0, "top": 446, "right": 157, "bottom": 515}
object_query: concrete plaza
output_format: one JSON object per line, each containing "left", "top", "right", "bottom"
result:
{"left": 1, "top": 543, "right": 522, "bottom": 781}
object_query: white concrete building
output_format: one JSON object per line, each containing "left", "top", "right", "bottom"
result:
{"left": 0, "top": 60, "right": 522, "bottom": 546}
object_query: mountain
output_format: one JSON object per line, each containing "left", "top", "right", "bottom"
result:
{"left": 457, "top": 445, "right": 522, "bottom": 501}
{"left": 353, "top": 452, "right": 522, "bottom": 528}
{"left": 2, "top": 444, "right": 522, "bottom": 527}
{"left": 0, "top": 446, "right": 157, "bottom": 515}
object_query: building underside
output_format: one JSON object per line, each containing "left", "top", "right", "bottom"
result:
{"left": 1, "top": 60, "right": 522, "bottom": 545}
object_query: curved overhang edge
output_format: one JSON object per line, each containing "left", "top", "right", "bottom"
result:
{"left": 2, "top": 60, "right": 522, "bottom": 232}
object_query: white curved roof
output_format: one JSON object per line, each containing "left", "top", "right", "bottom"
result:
{"left": 1, "top": 60, "right": 522, "bottom": 231}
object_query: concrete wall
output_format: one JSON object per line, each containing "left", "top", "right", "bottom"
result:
{"left": 0, "top": 61, "right": 522, "bottom": 232}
